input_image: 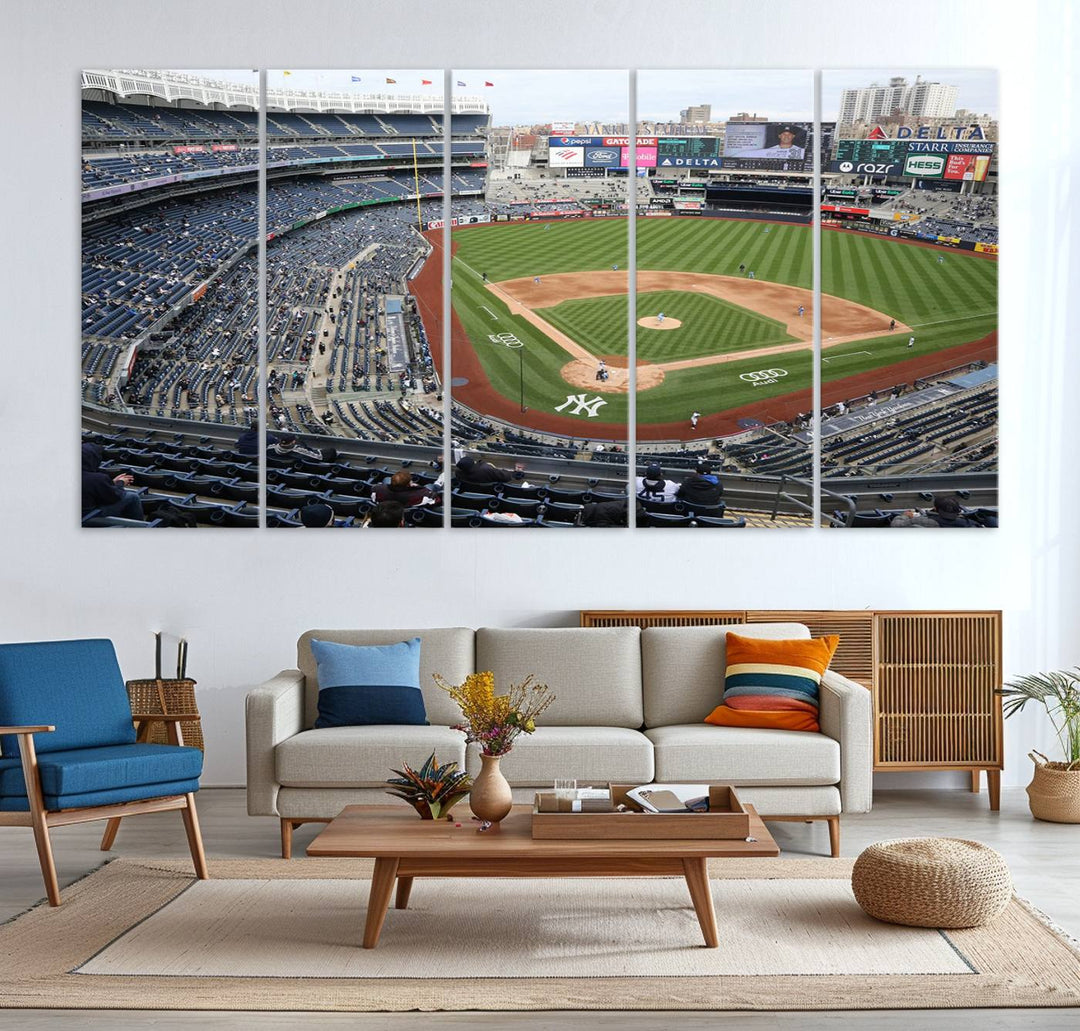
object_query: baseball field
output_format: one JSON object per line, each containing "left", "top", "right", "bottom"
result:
{"left": 441, "top": 217, "right": 997, "bottom": 440}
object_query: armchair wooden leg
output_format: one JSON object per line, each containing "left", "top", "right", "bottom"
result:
{"left": 181, "top": 793, "right": 209, "bottom": 880}
{"left": 100, "top": 817, "right": 122, "bottom": 851}
{"left": 281, "top": 818, "right": 294, "bottom": 860}
{"left": 16, "top": 731, "right": 61, "bottom": 906}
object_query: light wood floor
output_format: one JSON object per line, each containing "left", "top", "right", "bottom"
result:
{"left": 1, "top": 787, "right": 1077, "bottom": 1030}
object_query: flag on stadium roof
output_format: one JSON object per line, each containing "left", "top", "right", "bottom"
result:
{"left": 457, "top": 80, "right": 466, "bottom": 86}
{"left": 421, "top": 79, "right": 432, "bottom": 85}
{"left": 484, "top": 81, "right": 494, "bottom": 86}
{"left": 282, "top": 70, "right": 292, "bottom": 76}
{"left": 385, "top": 77, "right": 397, "bottom": 84}
{"left": 351, "top": 76, "right": 361, "bottom": 82}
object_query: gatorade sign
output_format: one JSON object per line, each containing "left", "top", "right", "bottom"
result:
{"left": 903, "top": 154, "right": 946, "bottom": 178}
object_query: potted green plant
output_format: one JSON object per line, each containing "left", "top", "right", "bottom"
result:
{"left": 385, "top": 752, "right": 472, "bottom": 820}
{"left": 1000, "top": 668, "right": 1080, "bottom": 823}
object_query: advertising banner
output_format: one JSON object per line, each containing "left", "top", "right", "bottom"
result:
{"left": 173, "top": 145, "right": 207, "bottom": 154}
{"left": 602, "top": 136, "right": 657, "bottom": 147}
{"left": 620, "top": 145, "right": 657, "bottom": 168}
{"left": 656, "top": 155, "right": 723, "bottom": 168}
{"left": 548, "top": 146, "right": 584, "bottom": 168}
{"left": 903, "top": 153, "right": 946, "bottom": 178}
{"left": 211, "top": 144, "right": 238, "bottom": 152}
{"left": 583, "top": 145, "right": 621, "bottom": 167}
{"left": 550, "top": 120, "right": 576, "bottom": 134}
{"left": 904, "top": 140, "right": 995, "bottom": 155}
{"left": 821, "top": 204, "right": 871, "bottom": 216}
{"left": 974, "top": 242, "right": 1000, "bottom": 254}
{"left": 549, "top": 136, "right": 604, "bottom": 147}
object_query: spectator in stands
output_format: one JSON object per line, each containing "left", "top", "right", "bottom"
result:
{"left": 456, "top": 453, "right": 520, "bottom": 484}
{"left": 926, "top": 496, "right": 976, "bottom": 528}
{"left": 636, "top": 462, "right": 677, "bottom": 502}
{"left": 236, "top": 420, "right": 275, "bottom": 457}
{"left": 889, "top": 509, "right": 937, "bottom": 528}
{"left": 676, "top": 461, "right": 724, "bottom": 508}
{"left": 372, "top": 470, "right": 437, "bottom": 507}
{"left": 890, "top": 497, "right": 975, "bottom": 528}
{"left": 366, "top": 500, "right": 406, "bottom": 527}
{"left": 299, "top": 503, "right": 335, "bottom": 528}
{"left": 271, "top": 434, "right": 323, "bottom": 462}
{"left": 580, "top": 497, "right": 629, "bottom": 527}
{"left": 81, "top": 443, "right": 144, "bottom": 521}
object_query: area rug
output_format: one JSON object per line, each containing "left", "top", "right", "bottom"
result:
{"left": 2, "top": 857, "right": 1078, "bottom": 1011}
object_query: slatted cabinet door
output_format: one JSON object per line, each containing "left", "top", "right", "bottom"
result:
{"left": 873, "top": 611, "right": 1002, "bottom": 770}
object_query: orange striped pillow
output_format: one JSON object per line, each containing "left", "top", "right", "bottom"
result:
{"left": 704, "top": 633, "right": 839, "bottom": 733}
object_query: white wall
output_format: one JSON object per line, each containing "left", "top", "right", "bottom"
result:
{"left": 1, "top": 0, "right": 1076, "bottom": 788}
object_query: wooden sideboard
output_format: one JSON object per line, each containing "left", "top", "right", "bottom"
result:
{"left": 580, "top": 609, "right": 1003, "bottom": 809}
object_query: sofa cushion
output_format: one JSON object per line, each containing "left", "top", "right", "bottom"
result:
{"left": 476, "top": 627, "right": 643, "bottom": 728}
{"left": 706, "top": 633, "right": 839, "bottom": 734}
{"left": 645, "top": 724, "right": 840, "bottom": 785}
{"left": 310, "top": 637, "right": 427, "bottom": 729}
{"left": 276, "top": 725, "right": 467, "bottom": 788}
{"left": 0, "top": 639, "right": 136, "bottom": 757}
{"left": 641, "top": 623, "right": 811, "bottom": 728}
{"left": 466, "top": 726, "right": 654, "bottom": 786}
{"left": 297, "top": 629, "right": 473, "bottom": 729}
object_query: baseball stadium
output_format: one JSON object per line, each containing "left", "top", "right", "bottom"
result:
{"left": 441, "top": 116, "right": 997, "bottom": 528}
{"left": 80, "top": 70, "right": 998, "bottom": 529}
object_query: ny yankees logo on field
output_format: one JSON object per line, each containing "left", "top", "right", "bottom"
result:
{"left": 555, "top": 393, "right": 608, "bottom": 418}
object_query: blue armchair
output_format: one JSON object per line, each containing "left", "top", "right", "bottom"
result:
{"left": 0, "top": 639, "right": 208, "bottom": 906}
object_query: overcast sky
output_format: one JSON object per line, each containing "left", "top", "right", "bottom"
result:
{"left": 638, "top": 70, "right": 812, "bottom": 122}
{"left": 169, "top": 67, "right": 998, "bottom": 122}
{"left": 455, "top": 70, "right": 628, "bottom": 124}
{"left": 821, "top": 68, "right": 999, "bottom": 118}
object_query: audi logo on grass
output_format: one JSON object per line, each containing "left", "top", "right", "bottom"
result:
{"left": 740, "top": 368, "right": 788, "bottom": 386}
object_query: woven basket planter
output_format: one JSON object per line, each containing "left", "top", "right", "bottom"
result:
{"left": 852, "top": 837, "right": 1012, "bottom": 928}
{"left": 1027, "top": 751, "right": 1080, "bottom": 823}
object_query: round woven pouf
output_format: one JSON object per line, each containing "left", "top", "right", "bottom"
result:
{"left": 852, "top": 837, "right": 1013, "bottom": 928}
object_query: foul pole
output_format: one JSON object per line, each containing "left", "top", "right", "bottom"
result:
{"left": 412, "top": 139, "right": 423, "bottom": 232}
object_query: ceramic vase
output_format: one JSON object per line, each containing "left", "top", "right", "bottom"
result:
{"left": 469, "top": 753, "right": 513, "bottom": 823}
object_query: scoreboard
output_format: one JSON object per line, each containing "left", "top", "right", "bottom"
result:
{"left": 657, "top": 137, "right": 719, "bottom": 160}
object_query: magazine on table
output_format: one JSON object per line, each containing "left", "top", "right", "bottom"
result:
{"left": 626, "top": 784, "right": 710, "bottom": 813}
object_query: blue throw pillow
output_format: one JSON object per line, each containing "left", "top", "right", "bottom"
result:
{"left": 311, "top": 638, "right": 428, "bottom": 728}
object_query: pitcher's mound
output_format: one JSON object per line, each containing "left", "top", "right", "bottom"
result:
{"left": 638, "top": 316, "right": 682, "bottom": 330}
{"left": 560, "top": 356, "right": 666, "bottom": 394}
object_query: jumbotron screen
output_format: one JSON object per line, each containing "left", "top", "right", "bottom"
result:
{"left": 722, "top": 121, "right": 813, "bottom": 172}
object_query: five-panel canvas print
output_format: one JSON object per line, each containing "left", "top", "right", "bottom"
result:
{"left": 80, "top": 68, "right": 998, "bottom": 529}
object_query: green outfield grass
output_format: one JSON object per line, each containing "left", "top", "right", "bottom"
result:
{"left": 450, "top": 218, "right": 996, "bottom": 428}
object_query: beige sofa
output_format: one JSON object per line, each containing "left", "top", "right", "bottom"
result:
{"left": 246, "top": 624, "right": 872, "bottom": 857}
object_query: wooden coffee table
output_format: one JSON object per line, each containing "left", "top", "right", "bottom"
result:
{"left": 307, "top": 803, "right": 779, "bottom": 949}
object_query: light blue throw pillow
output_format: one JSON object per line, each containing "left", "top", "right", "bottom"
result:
{"left": 310, "top": 637, "right": 427, "bottom": 728}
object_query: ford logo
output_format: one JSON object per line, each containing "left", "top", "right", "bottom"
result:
{"left": 587, "top": 149, "right": 618, "bottom": 162}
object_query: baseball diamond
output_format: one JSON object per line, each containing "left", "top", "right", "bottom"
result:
{"left": 442, "top": 217, "right": 997, "bottom": 440}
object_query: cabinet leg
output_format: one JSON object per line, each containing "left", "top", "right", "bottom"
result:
{"left": 970, "top": 769, "right": 981, "bottom": 793}
{"left": 986, "top": 769, "right": 1001, "bottom": 811}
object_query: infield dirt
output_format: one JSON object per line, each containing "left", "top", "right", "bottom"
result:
{"left": 489, "top": 270, "right": 910, "bottom": 394}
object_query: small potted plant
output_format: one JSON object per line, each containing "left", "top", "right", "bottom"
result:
{"left": 1000, "top": 668, "right": 1080, "bottom": 823}
{"left": 434, "top": 670, "right": 554, "bottom": 824}
{"left": 385, "top": 752, "right": 472, "bottom": 820}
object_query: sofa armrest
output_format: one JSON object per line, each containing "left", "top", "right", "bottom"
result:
{"left": 245, "top": 669, "right": 304, "bottom": 816}
{"left": 819, "top": 669, "right": 873, "bottom": 813}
